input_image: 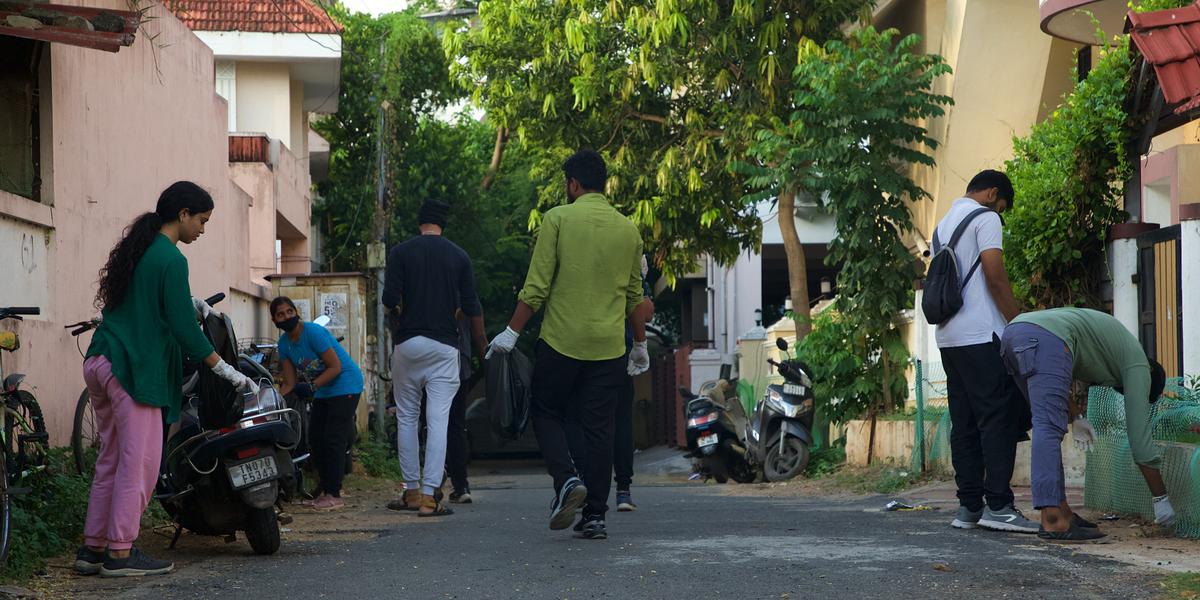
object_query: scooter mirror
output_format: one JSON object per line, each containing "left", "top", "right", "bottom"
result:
{"left": 776, "top": 338, "right": 789, "bottom": 352}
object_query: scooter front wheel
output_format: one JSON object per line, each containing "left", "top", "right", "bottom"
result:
{"left": 764, "top": 437, "right": 809, "bottom": 482}
{"left": 245, "top": 507, "right": 281, "bottom": 555}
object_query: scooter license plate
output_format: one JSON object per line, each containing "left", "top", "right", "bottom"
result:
{"left": 228, "top": 456, "right": 277, "bottom": 490}
{"left": 698, "top": 434, "right": 719, "bottom": 448}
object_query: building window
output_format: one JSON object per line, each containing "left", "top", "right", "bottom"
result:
{"left": 215, "top": 60, "right": 237, "bottom": 131}
{"left": 0, "top": 37, "right": 44, "bottom": 201}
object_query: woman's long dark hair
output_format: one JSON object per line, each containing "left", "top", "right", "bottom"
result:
{"left": 95, "top": 181, "right": 214, "bottom": 311}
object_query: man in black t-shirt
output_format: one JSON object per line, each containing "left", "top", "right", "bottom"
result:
{"left": 382, "top": 200, "right": 486, "bottom": 517}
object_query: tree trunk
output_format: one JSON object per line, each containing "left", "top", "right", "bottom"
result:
{"left": 480, "top": 126, "right": 508, "bottom": 192}
{"left": 867, "top": 409, "right": 878, "bottom": 466}
{"left": 777, "top": 190, "right": 811, "bottom": 339}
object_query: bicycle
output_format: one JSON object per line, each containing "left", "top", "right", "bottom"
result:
{"left": 65, "top": 318, "right": 103, "bottom": 477}
{"left": 0, "top": 306, "right": 49, "bottom": 566}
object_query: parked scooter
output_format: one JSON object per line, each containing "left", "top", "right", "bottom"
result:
{"left": 745, "top": 338, "right": 814, "bottom": 481}
{"left": 157, "top": 295, "right": 300, "bottom": 555}
{"left": 681, "top": 379, "right": 757, "bottom": 484}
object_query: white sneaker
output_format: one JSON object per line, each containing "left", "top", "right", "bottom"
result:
{"left": 978, "top": 504, "right": 1039, "bottom": 533}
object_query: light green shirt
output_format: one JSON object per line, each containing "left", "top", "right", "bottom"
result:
{"left": 518, "top": 193, "right": 643, "bottom": 361}
{"left": 1012, "top": 307, "right": 1161, "bottom": 468}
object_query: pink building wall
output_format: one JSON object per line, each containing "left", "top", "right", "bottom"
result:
{"left": 0, "top": 2, "right": 277, "bottom": 441}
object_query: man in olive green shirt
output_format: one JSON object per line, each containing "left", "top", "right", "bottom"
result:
{"left": 1000, "top": 307, "right": 1172, "bottom": 541}
{"left": 487, "top": 149, "right": 647, "bottom": 540}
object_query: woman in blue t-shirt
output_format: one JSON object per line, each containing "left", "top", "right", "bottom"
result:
{"left": 270, "top": 296, "right": 364, "bottom": 511}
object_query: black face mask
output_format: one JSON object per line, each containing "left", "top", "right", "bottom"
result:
{"left": 275, "top": 316, "right": 300, "bottom": 333}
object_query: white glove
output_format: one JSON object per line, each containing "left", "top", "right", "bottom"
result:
{"left": 1154, "top": 494, "right": 1176, "bottom": 527}
{"left": 1071, "top": 416, "right": 1096, "bottom": 453}
{"left": 192, "top": 297, "right": 214, "bottom": 320}
{"left": 211, "top": 359, "right": 260, "bottom": 396}
{"left": 485, "top": 327, "right": 519, "bottom": 359}
{"left": 628, "top": 340, "right": 650, "bottom": 376}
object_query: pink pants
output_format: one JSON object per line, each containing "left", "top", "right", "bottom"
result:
{"left": 82, "top": 356, "right": 163, "bottom": 551}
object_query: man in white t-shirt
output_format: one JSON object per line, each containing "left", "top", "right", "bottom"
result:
{"left": 933, "top": 170, "right": 1036, "bottom": 534}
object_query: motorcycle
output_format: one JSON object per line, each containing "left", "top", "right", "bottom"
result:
{"left": 156, "top": 295, "right": 300, "bottom": 555}
{"left": 681, "top": 379, "right": 757, "bottom": 484}
{"left": 745, "top": 338, "right": 815, "bottom": 482}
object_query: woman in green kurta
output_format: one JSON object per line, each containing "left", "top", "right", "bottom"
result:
{"left": 74, "top": 182, "right": 258, "bottom": 578}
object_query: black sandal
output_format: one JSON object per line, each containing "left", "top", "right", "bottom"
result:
{"left": 386, "top": 490, "right": 421, "bottom": 512}
{"left": 417, "top": 494, "right": 454, "bottom": 517}
{"left": 1073, "top": 514, "right": 1099, "bottom": 529}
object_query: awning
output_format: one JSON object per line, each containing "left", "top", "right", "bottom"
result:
{"left": 0, "top": 2, "right": 137, "bottom": 52}
{"left": 1128, "top": 2, "right": 1200, "bottom": 115}
{"left": 1040, "top": 0, "right": 1132, "bottom": 45}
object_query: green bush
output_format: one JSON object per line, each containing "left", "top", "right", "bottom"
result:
{"left": 355, "top": 435, "right": 402, "bottom": 481}
{"left": 4, "top": 448, "right": 90, "bottom": 581}
{"left": 1003, "top": 36, "right": 1130, "bottom": 309}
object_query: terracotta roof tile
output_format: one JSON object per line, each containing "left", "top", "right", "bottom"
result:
{"left": 161, "top": 0, "right": 341, "bottom": 34}
{"left": 1129, "top": 1, "right": 1200, "bottom": 114}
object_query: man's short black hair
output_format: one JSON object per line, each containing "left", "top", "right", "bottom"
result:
{"left": 966, "top": 169, "right": 1015, "bottom": 206}
{"left": 562, "top": 149, "right": 607, "bottom": 192}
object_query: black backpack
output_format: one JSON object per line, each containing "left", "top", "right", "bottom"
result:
{"left": 921, "top": 207, "right": 991, "bottom": 325}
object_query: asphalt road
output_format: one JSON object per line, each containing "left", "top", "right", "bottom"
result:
{"left": 81, "top": 469, "right": 1159, "bottom": 600}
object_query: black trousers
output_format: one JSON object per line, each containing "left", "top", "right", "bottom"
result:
{"left": 310, "top": 393, "right": 360, "bottom": 497}
{"left": 531, "top": 341, "right": 624, "bottom": 520}
{"left": 941, "top": 339, "right": 1023, "bottom": 512}
{"left": 445, "top": 383, "right": 470, "bottom": 491}
{"left": 613, "top": 375, "right": 635, "bottom": 491}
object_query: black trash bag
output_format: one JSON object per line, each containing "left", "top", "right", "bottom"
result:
{"left": 196, "top": 312, "right": 245, "bottom": 429}
{"left": 485, "top": 349, "right": 532, "bottom": 441}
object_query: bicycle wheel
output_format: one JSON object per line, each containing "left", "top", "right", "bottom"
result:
{"left": 0, "top": 445, "right": 11, "bottom": 567}
{"left": 4, "top": 391, "right": 47, "bottom": 478}
{"left": 72, "top": 388, "right": 101, "bottom": 477}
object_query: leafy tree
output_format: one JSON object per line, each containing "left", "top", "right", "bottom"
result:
{"left": 746, "top": 28, "right": 951, "bottom": 441}
{"left": 1003, "top": 37, "right": 1131, "bottom": 309}
{"left": 444, "top": 0, "right": 871, "bottom": 337}
{"left": 313, "top": 6, "right": 458, "bottom": 271}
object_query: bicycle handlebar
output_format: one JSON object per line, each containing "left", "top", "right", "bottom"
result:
{"left": 0, "top": 307, "right": 40, "bottom": 319}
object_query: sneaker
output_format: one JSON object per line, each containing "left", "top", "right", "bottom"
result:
{"left": 549, "top": 477, "right": 588, "bottom": 531}
{"left": 573, "top": 515, "right": 587, "bottom": 533}
{"left": 449, "top": 488, "right": 473, "bottom": 504}
{"left": 99, "top": 548, "right": 174, "bottom": 578}
{"left": 1038, "top": 522, "right": 1107, "bottom": 543}
{"left": 576, "top": 518, "right": 608, "bottom": 540}
{"left": 74, "top": 547, "right": 105, "bottom": 576}
{"left": 616, "top": 490, "right": 636, "bottom": 512}
{"left": 978, "top": 504, "right": 1040, "bottom": 534}
{"left": 950, "top": 506, "right": 983, "bottom": 529}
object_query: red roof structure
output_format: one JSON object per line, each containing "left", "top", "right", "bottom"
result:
{"left": 0, "top": 3, "right": 138, "bottom": 52}
{"left": 161, "top": 0, "right": 341, "bottom": 35}
{"left": 1129, "top": 2, "right": 1200, "bottom": 114}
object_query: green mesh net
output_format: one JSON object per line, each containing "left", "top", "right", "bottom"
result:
{"left": 910, "top": 360, "right": 953, "bottom": 474}
{"left": 1084, "top": 379, "right": 1200, "bottom": 538}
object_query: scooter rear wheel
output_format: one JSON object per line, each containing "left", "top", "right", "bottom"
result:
{"left": 245, "top": 507, "right": 281, "bottom": 555}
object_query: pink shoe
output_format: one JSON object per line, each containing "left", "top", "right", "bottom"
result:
{"left": 312, "top": 495, "right": 345, "bottom": 511}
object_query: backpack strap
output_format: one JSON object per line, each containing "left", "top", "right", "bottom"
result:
{"left": 946, "top": 207, "right": 992, "bottom": 249}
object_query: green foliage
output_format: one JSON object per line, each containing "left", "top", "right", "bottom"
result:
{"left": 313, "top": 7, "right": 459, "bottom": 271}
{"left": 1003, "top": 37, "right": 1132, "bottom": 309}
{"left": 745, "top": 28, "right": 948, "bottom": 421}
{"left": 445, "top": 0, "right": 871, "bottom": 285}
{"left": 804, "top": 438, "right": 846, "bottom": 478}
{"left": 4, "top": 448, "right": 91, "bottom": 581}
{"left": 355, "top": 435, "right": 402, "bottom": 480}
{"left": 796, "top": 306, "right": 910, "bottom": 425}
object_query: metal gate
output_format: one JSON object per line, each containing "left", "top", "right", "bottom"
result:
{"left": 1137, "top": 225, "right": 1184, "bottom": 378}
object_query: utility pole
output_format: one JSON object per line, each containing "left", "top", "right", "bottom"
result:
{"left": 367, "top": 36, "right": 390, "bottom": 439}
